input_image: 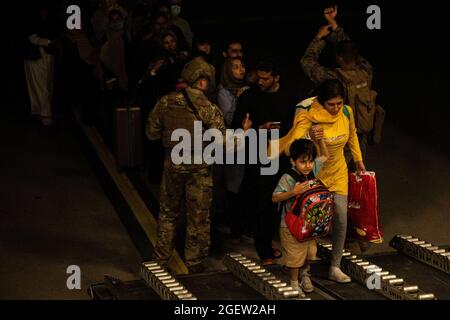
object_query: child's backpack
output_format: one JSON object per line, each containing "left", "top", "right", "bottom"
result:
{"left": 284, "top": 169, "right": 335, "bottom": 242}
{"left": 336, "top": 68, "right": 378, "bottom": 134}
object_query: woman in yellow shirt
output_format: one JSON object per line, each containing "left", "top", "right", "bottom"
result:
{"left": 272, "top": 79, "right": 367, "bottom": 283}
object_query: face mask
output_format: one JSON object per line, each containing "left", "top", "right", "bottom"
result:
{"left": 171, "top": 5, "right": 181, "bottom": 17}
{"left": 110, "top": 21, "right": 124, "bottom": 32}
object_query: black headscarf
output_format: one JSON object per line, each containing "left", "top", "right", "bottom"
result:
{"left": 220, "top": 58, "right": 246, "bottom": 96}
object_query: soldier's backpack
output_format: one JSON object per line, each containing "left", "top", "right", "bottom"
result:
{"left": 284, "top": 169, "right": 335, "bottom": 242}
{"left": 336, "top": 68, "right": 378, "bottom": 133}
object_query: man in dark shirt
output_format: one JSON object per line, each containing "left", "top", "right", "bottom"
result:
{"left": 232, "top": 58, "right": 297, "bottom": 264}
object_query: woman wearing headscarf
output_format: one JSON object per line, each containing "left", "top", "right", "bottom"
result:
{"left": 217, "top": 57, "right": 249, "bottom": 127}
{"left": 269, "top": 79, "right": 367, "bottom": 283}
{"left": 216, "top": 57, "right": 250, "bottom": 243}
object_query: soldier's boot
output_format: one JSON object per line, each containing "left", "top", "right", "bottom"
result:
{"left": 150, "top": 244, "right": 172, "bottom": 269}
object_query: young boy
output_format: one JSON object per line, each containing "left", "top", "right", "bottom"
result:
{"left": 272, "top": 134, "right": 329, "bottom": 296}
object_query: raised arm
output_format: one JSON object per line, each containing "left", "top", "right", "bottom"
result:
{"left": 315, "top": 138, "right": 329, "bottom": 163}
{"left": 308, "top": 124, "right": 329, "bottom": 163}
{"left": 300, "top": 25, "right": 337, "bottom": 85}
{"left": 324, "top": 5, "right": 373, "bottom": 81}
{"left": 327, "top": 25, "right": 350, "bottom": 46}
{"left": 29, "top": 34, "right": 51, "bottom": 47}
{"left": 323, "top": 5, "right": 349, "bottom": 45}
{"left": 271, "top": 111, "right": 313, "bottom": 158}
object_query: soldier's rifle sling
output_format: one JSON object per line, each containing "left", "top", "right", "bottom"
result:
{"left": 180, "top": 89, "right": 208, "bottom": 130}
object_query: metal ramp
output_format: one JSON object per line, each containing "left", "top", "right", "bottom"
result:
{"left": 88, "top": 239, "right": 449, "bottom": 301}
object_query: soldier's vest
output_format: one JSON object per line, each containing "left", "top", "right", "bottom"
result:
{"left": 335, "top": 68, "right": 378, "bottom": 133}
{"left": 161, "top": 89, "right": 210, "bottom": 169}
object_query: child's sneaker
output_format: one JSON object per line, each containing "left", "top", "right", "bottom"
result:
{"left": 328, "top": 266, "right": 351, "bottom": 283}
{"left": 290, "top": 281, "right": 306, "bottom": 298}
{"left": 297, "top": 287, "right": 306, "bottom": 298}
{"left": 300, "top": 275, "right": 314, "bottom": 293}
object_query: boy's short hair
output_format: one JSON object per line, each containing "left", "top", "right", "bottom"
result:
{"left": 289, "top": 139, "right": 317, "bottom": 161}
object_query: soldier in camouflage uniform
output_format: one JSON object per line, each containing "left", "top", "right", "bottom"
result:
{"left": 300, "top": 5, "right": 376, "bottom": 163}
{"left": 146, "top": 59, "right": 227, "bottom": 273}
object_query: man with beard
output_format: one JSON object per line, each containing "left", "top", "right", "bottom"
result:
{"left": 232, "top": 58, "right": 297, "bottom": 265}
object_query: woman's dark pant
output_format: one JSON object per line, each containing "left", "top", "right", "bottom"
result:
{"left": 255, "top": 174, "right": 280, "bottom": 260}
{"left": 241, "top": 168, "right": 280, "bottom": 260}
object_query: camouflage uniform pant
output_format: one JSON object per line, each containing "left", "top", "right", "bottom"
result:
{"left": 154, "top": 166, "right": 213, "bottom": 267}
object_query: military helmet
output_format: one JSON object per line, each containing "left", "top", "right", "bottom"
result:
{"left": 181, "top": 60, "right": 213, "bottom": 86}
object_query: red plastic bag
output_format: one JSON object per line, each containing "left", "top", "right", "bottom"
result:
{"left": 347, "top": 172, "right": 383, "bottom": 244}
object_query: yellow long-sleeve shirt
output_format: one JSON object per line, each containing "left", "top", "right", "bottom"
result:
{"left": 271, "top": 99, "right": 362, "bottom": 195}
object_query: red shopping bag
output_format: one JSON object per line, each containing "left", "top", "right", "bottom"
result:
{"left": 347, "top": 172, "right": 383, "bottom": 244}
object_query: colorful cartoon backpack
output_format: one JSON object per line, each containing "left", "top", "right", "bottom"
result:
{"left": 284, "top": 169, "right": 335, "bottom": 242}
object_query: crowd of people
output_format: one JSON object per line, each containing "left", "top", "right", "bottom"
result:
{"left": 23, "top": 0, "right": 382, "bottom": 297}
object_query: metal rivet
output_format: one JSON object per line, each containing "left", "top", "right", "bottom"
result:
{"left": 418, "top": 294, "right": 435, "bottom": 300}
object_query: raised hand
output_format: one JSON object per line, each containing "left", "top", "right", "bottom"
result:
{"left": 242, "top": 113, "right": 253, "bottom": 131}
{"left": 324, "top": 5, "right": 338, "bottom": 30}
{"left": 310, "top": 125, "right": 324, "bottom": 141}
{"left": 149, "top": 59, "right": 165, "bottom": 75}
{"left": 316, "top": 25, "right": 332, "bottom": 39}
